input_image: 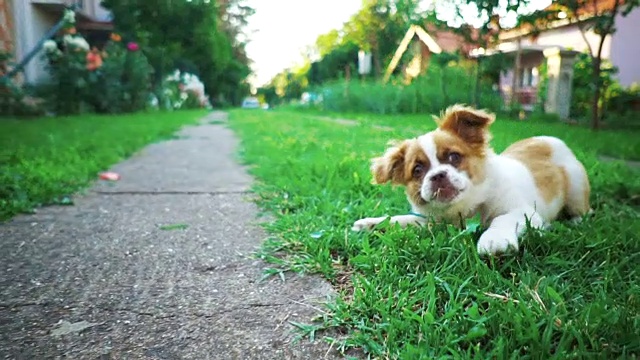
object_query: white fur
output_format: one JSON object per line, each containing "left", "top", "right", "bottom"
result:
{"left": 353, "top": 133, "right": 589, "bottom": 256}
{"left": 352, "top": 214, "right": 427, "bottom": 231}
{"left": 418, "top": 133, "right": 439, "bottom": 165}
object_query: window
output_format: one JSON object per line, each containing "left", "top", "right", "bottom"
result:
{"left": 519, "top": 67, "right": 539, "bottom": 88}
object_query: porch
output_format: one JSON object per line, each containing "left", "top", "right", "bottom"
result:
{"left": 472, "top": 44, "right": 580, "bottom": 118}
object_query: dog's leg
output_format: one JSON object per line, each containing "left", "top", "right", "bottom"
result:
{"left": 352, "top": 214, "right": 427, "bottom": 231}
{"left": 476, "top": 209, "right": 544, "bottom": 255}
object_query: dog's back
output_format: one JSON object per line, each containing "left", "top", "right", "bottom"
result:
{"left": 502, "top": 136, "right": 591, "bottom": 221}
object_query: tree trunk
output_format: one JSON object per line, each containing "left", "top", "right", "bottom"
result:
{"left": 373, "top": 51, "right": 381, "bottom": 79}
{"left": 591, "top": 31, "right": 609, "bottom": 130}
{"left": 510, "top": 38, "right": 522, "bottom": 110}
{"left": 591, "top": 56, "right": 601, "bottom": 130}
{"left": 474, "top": 58, "right": 482, "bottom": 108}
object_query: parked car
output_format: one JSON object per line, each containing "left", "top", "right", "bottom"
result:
{"left": 241, "top": 97, "right": 260, "bottom": 109}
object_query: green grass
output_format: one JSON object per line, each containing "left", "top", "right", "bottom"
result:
{"left": 0, "top": 110, "right": 206, "bottom": 220}
{"left": 286, "top": 106, "right": 640, "bottom": 161}
{"left": 228, "top": 108, "right": 640, "bottom": 359}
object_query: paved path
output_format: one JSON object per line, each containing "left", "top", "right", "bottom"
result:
{"left": 0, "top": 112, "right": 341, "bottom": 359}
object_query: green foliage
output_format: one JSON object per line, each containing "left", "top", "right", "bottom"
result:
{"left": 569, "top": 52, "right": 640, "bottom": 128}
{"left": 228, "top": 109, "right": 640, "bottom": 358}
{"left": 44, "top": 36, "right": 91, "bottom": 114}
{"left": 0, "top": 110, "right": 205, "bottom": 221}
{"left": 100, "top": 0, "right": 253, "bottom": 106}
{"left": 604, "top": 83, "right": 640, "bottom": 128}
{"left": 479, "top": 52, "right": 511, "bottom": 85}
{"left": 536, "top": 60, "right": 549, "bottom": 111}
{"left": 308, "top": 42, "right": 359, "bottom": 85}
{"left": 316, "top": 62, "right": 502, "bottom": 115}
{"left": 256, "top": 85, "right": 279, "bottom": 107}
{"left": 571, "top": 53, "right": 606, "bottom": 120}
{"left": 42, "top": 34, "right": 153, "bottom": 115}
{"left": 259, "top": 66, "right": 309, "bottom": 104}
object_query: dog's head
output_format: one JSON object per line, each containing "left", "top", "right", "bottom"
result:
{"left": 371, "top": 104, "right": 495, "bottom": 214}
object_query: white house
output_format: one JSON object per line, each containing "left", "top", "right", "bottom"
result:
{"left": 488, "top": 0, "right": 640, "bottom": 117}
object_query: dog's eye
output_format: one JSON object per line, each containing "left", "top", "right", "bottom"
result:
{"left": 412, "top": 163, "right": 426, "bottom": 179}
{"left": 447, "top": 152, "right": 462, "bottom": 166}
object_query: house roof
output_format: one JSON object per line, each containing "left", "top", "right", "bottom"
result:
{"left": 499, "top": 0, "right": 626, "bottom": 40}
{"left": 383, "top": 24, "right": 477, "bottom": 82}
{"left": 423, "top": 24, "right": 479, "bottom": 54}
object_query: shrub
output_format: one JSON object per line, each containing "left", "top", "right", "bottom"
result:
{"left": 604, "top": 83, "right": 640, "bottom": 128}
{"left": 571, "top": 53, "right": 615, "bottom": 121}
{"left": 43, "top": 34, "right": 153, "bottom": 114}
{"left": 40, "top": 10, "right": 153, "bottom": 115}
{"left": 570, "top": 52, "right": 640, "bottom": 128}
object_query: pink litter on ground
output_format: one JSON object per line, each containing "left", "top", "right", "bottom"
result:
{"left": 99, "top": 172, "right": 120, "bottom": 181}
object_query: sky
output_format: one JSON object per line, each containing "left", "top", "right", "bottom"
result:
{"left": 244, "top": 0, "right": 552, "bottom": 89}
{"left": 245, "top": 0, "right": 362, "bottom": 88}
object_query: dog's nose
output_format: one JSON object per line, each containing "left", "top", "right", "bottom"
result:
{"left": 430, "top": 172, "right": 446, "bottom": 182}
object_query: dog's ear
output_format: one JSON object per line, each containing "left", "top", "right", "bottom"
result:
{"left": 436, "top": 104, "right": 495, "bottom": 145}
{"left": 371, "top": 140, "right": 411, "bottom": 185}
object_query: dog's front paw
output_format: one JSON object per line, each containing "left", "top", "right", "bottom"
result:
{"left": 352, "top": 216, "right": 387, "bottom": 232}
{"left": 477, "top": 228, "right": 519, "bottom": 256}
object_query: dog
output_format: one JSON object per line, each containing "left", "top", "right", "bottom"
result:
{"left": 352, "top": 105, "right": 592, "bottom": 255}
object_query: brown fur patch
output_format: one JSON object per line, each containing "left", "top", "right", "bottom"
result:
{"left": 371, "top": 140, "right": 411, "bottom": 184}
{"left": 502, "top": 138, "right": 566, "bottom": 203}
{"left": 432, "top": 130, "right": 488, "bottom": 184}
{"left": 435, "top": 104, "right": 496, "bottom": 146}
{"left": 402, "top": 141, "right": 431, "bottom": 205}
{"left": 370, "top": 139, "right": 431, "bottom": 205}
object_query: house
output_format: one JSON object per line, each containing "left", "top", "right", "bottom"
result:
{"left": 383, "top": 24, "right": 478, "bottom": 83}
{"left": 483, "top": 0, "right": 640, "bottom": 116}
{"left": 0, "top": 0, "right": 113, "bottom": 84}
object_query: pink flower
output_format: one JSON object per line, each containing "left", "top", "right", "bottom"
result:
{"left": 127, "top": 42, "right": 139, "bottom": 51}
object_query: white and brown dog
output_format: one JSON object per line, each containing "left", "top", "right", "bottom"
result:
{"left": 352, "top": 105, "right": 592, "bottom": 255}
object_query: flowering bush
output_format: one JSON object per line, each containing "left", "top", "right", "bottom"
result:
{"left": 41, "top": 9, "right": 153, "bottom": 114}
{"left": 159, "top": 70, "right": 211, "bottom": 110}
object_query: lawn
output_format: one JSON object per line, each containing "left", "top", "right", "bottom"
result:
{"left": 228, "top": 108, "right": 640, "bottom": 359}
{"left": 0, "top": 110, "right": 206, "bottom": 221}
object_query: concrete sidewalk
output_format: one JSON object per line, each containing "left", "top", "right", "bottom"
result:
{"left": 0, "top": 112, "right": 340, "bottom": 359}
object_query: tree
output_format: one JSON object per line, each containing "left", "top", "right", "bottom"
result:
{"left": 100, "top": 0, "right": 254, "bottom": 106}
{"left": 215, "top": 0, "right": 255, "bottom": 105}
{"left": 307, "top": 0, "right": 430, "bottom": 84}
{"left": 548, "top": 0, "right": 639, "bottom": 129}
{"left": 308, "top": 41, "right": 359, "bottom": 84}
{"left": 434, "top": 0, "right": 536, "bottom": 108}
{"left": 315, "top": 30, "right": 341, "bottom": 58}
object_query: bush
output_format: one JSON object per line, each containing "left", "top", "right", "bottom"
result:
{"left": 315, "top": 61, "right": 502, "bottom": 115}
{"left": 568, "top": 52, "right": 640, "bottom": 128}
{"left": 570, "top": 53, "right": 617, "bottom": 122}
{"left": 604, "top": 83, "right": 640, "bottom": 128}
{"left": 40, "top": 12, "right": 154, "bottom": 115}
